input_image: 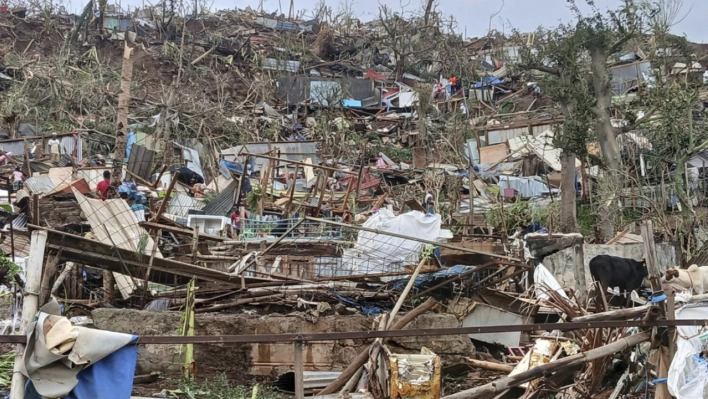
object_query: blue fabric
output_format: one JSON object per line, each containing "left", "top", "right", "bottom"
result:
{"left": 125, "top": 132, "right": 137, "bottom": 161}
{"left": 391, "top": 265, "right": 477, "bottom": 291}
{"left": 333, "top": 292, "right": 387, "bottom": 316}
{"left": 475, "top": 77, "right": 502, "bottom": 88}
{"left": 25, "top": 337, "right": 138, "bottom": 399}
{"left": 220, "top": 160, "right": 244, "bottom": 174}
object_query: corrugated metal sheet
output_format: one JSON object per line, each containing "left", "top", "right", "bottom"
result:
{"left": 262, "top": 58, "right": 300, "bottom": 73}
{"left": 0, "top": 141, "right": 26, "bottom": 156}
{"left": 202, "top": 180, "right": 237, "bottom": 216}
{"left": 127, "top": 144, "right": 156, "bottom": 181}
{"left": 167, "top": 193, "right": 205, "bottom": 218}
{"left": 487, "top": 127, "right": 530, "bottom": 145}
{"left": 24, "top": 175, "right": 56, "bottom": 195}
{"left": 12, "top": 214, "right": 27, "bottom": 229}
{"left": 531, "top": 124, "right": 555, "bottom": 136}
{"left": 222, "top": 142, "right": 319, "bottom": 173}
{"left": 174, "top": 143, "right": 203, "bottom": 178}
{"left": 58, "top": 135, "right": 83, "bottom": 161}
{"left": 498, "top": 175, "right": 558, "bottom": 198}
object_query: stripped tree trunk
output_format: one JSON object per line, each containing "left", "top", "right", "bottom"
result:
{"left": 113, "top": 42, "right": 134, "bottom": 188}
{"left": 589, "top": 45, "right": 621, "bottom": 242}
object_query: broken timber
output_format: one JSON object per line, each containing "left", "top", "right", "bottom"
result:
{"left": 28, "top": 224, "right": 261, "bottom": 286}
{"left": 441, "top": 331, "right": 651, "bottom": 399}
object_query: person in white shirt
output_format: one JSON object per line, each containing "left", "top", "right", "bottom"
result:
{"left": 47, "top": 133, "right": 62, "bottom": 163}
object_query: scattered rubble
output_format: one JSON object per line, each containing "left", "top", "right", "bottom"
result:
{"left": 1, "top": 1, "right": 708, "bottom": 399}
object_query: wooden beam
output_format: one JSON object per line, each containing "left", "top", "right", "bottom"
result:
{"left": 441, "top": 331, "right": 651, "bottom": 399}
{"left": 152, "top": 171, "right": 179, "bottom": 222}
{"left": 28, "top": 224, "right": 252, "bottom": 286}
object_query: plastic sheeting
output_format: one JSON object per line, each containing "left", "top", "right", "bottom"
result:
{"left": 534, "top": 263, "right": 568, "bottom": 301}
{"left": 341, "top": 209, "right": 441, "bottom": 275}
{"left": 668, "top": 303, "right": 708, "bottom": 399}
{"left": 497, "top": 175, "right": 559, "bottom": 198}
{"left": 20, "top": 300, "right": 137, "bottom": 398}
{"left": 391, "top": 265, "right": 477, "bottom": 291}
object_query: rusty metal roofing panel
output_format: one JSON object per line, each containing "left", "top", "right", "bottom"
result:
{"left": 167, "top": 193, "right": 206, "bottom": 218}
{"left": 202, "top": 180, "right": 237, "bottom": 216}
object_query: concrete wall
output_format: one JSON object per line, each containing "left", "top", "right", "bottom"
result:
{"left": 92, "top": 309, "right": 475, "bottom": 377}
{"left": 541, "top": 243, "right": 679, "bottom": 289}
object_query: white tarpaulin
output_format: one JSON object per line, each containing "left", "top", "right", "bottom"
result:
{"left": 72, "top": 188, "right": 162, "bottom": 298}
{"left": 668, "top": 303, "right": 708, "bottom": 399}
{"left": 341, "top": 209, "right": 441, "bottom": 275}
{"left": 534, "top": 263, "right": 568, "bottom": 301}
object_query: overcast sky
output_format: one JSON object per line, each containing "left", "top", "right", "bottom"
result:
{"left": 92, "top": 0, "right": 705, "bottom": 42}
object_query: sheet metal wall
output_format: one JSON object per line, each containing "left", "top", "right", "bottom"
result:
{"left": 222, "top": 142, "right": 319, "bottom": 173}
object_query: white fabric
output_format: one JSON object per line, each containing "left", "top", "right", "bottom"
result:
{"left": 341, "top": 209, "right": 441, "bottom": 275}
{"left": 668, "top": 304, "right": 708, "bottom": 399}
{"left": 133, "top": 209, "right": 146, "bottom": 222}
{"left": 20, "top": 300, "right": 135, "bottom": 398}
{"left": 534, "top": 263, "right": 568, "bottom": 301}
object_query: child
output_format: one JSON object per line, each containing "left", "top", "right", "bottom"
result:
{"left": 12, "top": 167, "right": 23, "bottom": 192}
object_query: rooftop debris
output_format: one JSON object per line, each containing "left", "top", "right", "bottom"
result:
{"left": 1, "top": 1, "right": 708, "bottom": 398}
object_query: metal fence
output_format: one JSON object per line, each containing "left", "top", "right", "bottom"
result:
{"left": 239, "top": 217, "right": 344, "bottom": 241}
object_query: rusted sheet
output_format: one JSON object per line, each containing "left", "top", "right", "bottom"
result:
{"left": 389, "top": 348, "right": 441, "bottom": 399}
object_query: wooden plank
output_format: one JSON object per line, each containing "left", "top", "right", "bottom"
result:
{"left": 479, "top": 143, "right": 509, "bottom": 164}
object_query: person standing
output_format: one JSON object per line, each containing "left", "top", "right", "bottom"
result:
{"left": 96, "top": 171, "right": 111, "bottom": 200}
{"left": 424, "top": 192, "right": 435, "bottom": 215}
{"left": 12, "top": 167, "right": 23, "bottom": 192}
{"left": 47, "top": 133, "right": 62, "bottom": 163}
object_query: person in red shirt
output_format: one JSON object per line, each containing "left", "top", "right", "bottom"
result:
{"left": 96, "top": 171, "right": 111, "bottom": 200}
{"left": 230, "top": 207, "right": 241, "bottom": 236}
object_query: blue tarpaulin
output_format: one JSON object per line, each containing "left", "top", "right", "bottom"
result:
{"left": 220, "top": 159, "right": 244, "bottom": 174}
{"left": 334, "top": 292, "right": 388, "bottom": 316}
{"left": 391, "top": 265, "right": 478, "bottom": 291}
{"left": 125, "top": 132, "right": 137, "bottom": 161}
{"left": 25, "top": 337, "right": 139, "bottom": 399}
{"left": 475, "top": 77, "right": 502, "bottom": 88}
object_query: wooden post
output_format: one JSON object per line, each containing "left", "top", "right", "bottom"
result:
{"left": 641, "top": 220, "right": 660, "bottom": 291}
{"left": 315, "top": 170, "right": 331, "bottom": 218}
{"left": 294, "top": 340, "right": 304, "bottom": 399}
{"left": 667, "top": 291, "right": 677, "bottom": 361}
{"left": 152, "top": 172, "right": 179, "bottom": 222}
{"left": 286, "top": 165, "right": 300, "bottom": 217}
{"left": 573, "top": 238, "right": 586, "bottom": 303}
{"left": 103, "top": 271, "right": 116, "bottom": 305}
{"left": 113, "top": 42, "right": 134, "bottom": 188}
{"left": 234, "top": 156, "right": 250, "bottom": 211}
{"left": 354, "top": 143, "right": 366, "bottom": 205}
{"left": 10, "top": 230, "right": 48, "bottom": 399}
{"left": 191, "top": 225, "right": 200, "bottom": 263}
